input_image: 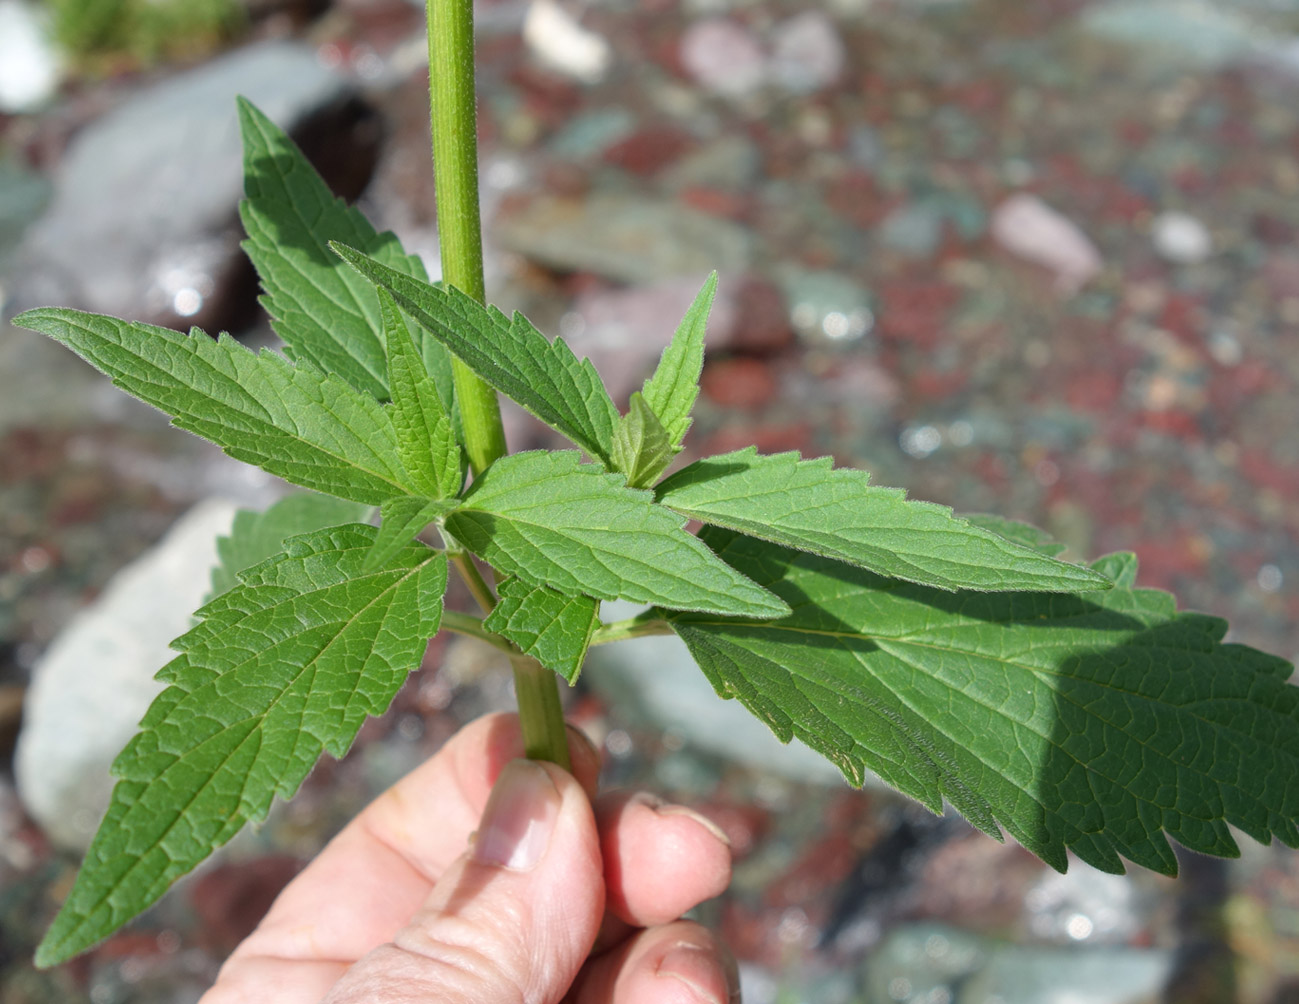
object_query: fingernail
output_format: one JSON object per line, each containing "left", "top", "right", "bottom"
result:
{"left": 642, "top": 799, "right": 731, "bottom": 848}
{"left": 657, "top": 941, "right": 729, "bottom": 1004}
{"left": 473, "top": 760, "right": 560, "bottom": 872}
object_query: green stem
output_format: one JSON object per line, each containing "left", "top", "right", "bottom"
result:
{"left": 427, "top": 0, "right": 568, "bottom": 768}
{"left": 450, "top": 549, "right": 497, "bottom": 615}
{"left": 591, "top": 615, "right": 673, "bottom": 646}
{"left": 440, "top": 610, "right": 514, "bottom": 652}
{"left": 427, "top": 0, "right": 507, "bottom": 478}
{"left": 511, "top": 656, "right": 572, "bottom": 770}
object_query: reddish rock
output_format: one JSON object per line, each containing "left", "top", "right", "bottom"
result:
{"left": 680, "top": 186, "right": 750, "bottom": 221}
{"left": 603, "top": 125, "right": 695, "bottom": 176}
{"left": 719, "top": 276, "right": 795, "bottom": 356}
{"left": 701, "top": 357, "right": 779, "bottom": 409}
{"left": 876, "top": 281, "right": 960, "bottom": 349}
{"left": 190, "top": 855, "right": 303, "bottom": 954}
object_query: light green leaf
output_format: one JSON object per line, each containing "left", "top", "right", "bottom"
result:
{"left": 484, "top": 579, "right": 599, "bottom": 683}
{"left": 237, "top": 98, "right": 454, "bottom": 405}
{"left": 658, "top": 448, "right": 1111, "bottom": 593}
{"left": 36, "top": 525, "right": 447, "bottom": 966}
{"left": 611, "top": 391, "right": 677, "bottom": 489}
{"left": 379, "top": 289, "right": 461, "bottom": 499}
{"left": 331, "top": 242, "right": 620, "bottom": 466}
{"left": 641, "top": 271, "right": 716, "bottom": 448}
{"left": 363, "top": 496, "right": 457, "bottom": 572}
{"left": 669, "top": 529, "right": 1299, "bottom": 875}
{"left": 209, "top": 493, "right": 371, "bottom": 599}
{"left": 13, "top": 309, "right": 415, "bottom": 505}
{"left": 443, "top": 450, "right": 788, "bottom": 618}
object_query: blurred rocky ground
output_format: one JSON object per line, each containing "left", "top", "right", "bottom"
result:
{"left": 2, "top": 0, "right": 1298, "bottom": 1001}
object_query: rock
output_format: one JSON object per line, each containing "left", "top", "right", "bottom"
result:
{"left": 770, "top": 11, "right": 845, "bottom": 95}
{"left": 1023, "top": 858, "right": 1149, "bottom": 945}
{"left": 1151, "top": 211, "right": 1213, "bottom": 264}
{"left": 963, "top": 941, "right": 1174, "bottom": 1004}
{"left": 496, "top": 192, "right": 752, "bottom": 282}
{"left": 990, "top": 193, "right": 1103, "bottom": 294}
{"left": 701, "top": 356, "right": 779, "bottom": 409}
{"left": 775, "top": 266, "right": 874, "bottom": 342}
{"left": 15, "top": 499, "right": 240, "bottom": 851}
{"left": 878, "top": 200, "right": 945, "bottom": 258}
{"left": 862, "top": 923, "right": 990, "bottom": 1004}
{"left": 547, "top": 107, "right": 636, "bottom": 159}
{"left": 0, "top": 1, "right": 59, "bottom": 113}
{"left": 679, "top": 18, "right": 767, "bottom": 98}
{"left": 585, "top": 603, "right": 850, "bottom": 785}
{"left": 523, "top": 0, "right": 611, "bottom": 85}
{"left": 0, "top": 156, "right": 51, "bottom": 297}
{"left": 661, "top": 134, "right": 762, "bottom": 192}
{"left": 9, "top": 41, "right": 362, "bottom": 332}
{"left": 1080, "top": 0, "right": 1269, "bottom": 70}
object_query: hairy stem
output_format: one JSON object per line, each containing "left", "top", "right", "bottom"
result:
{"left": 427, "top": 0, "right": 507, "bottom": 478}
{"left": 592, "top": 615, "right": 674, "bottom": 646}
{"left": 427, "top": 0, "right": 568, "bottom": 767}
{"left": 450, "top": 549, "right": 497, "bottom": 615}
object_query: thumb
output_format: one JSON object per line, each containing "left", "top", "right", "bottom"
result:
{"left": 323, "top": 759, "right": 605, "bottom": 1004}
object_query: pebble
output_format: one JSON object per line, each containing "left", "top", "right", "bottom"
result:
{"left": 523, "top": 0, "right": 611, "bottom": 85}
{"left": 679, "top": 18, "right": 767, "bottom": 98}
{"left": 0, "top": 1, "right": 59, "bottom": 113}
{"left": 1151, "top": 211, "right": 1213, "bottom": 264}
{"left": 9, "top": 41, "right": 353, "bottom": 330}
{"left": 497, "top": 192, "right": 752, "bottom": 282}
{"left": 1080, "top": 0, "right": 1270, "bottom": 69}
{"left": 990, "top": 193, "right": 1103, "bottom": 294}
{"left": 14, "top": 499, "right": 239, "bottom": 851}
{"left": 769, "top": 11, "right": 845, "bottom": 95}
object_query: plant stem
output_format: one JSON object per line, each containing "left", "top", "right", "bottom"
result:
{"left": 439, "top": 610, "right": 515, "bottom": 653}
{"left": 427, "top": 0, "right": 568, "bottom": 768}
{"left": 450, "top": 549, "right": 496, "bottom": 615}
{"left": 511, "top": 655, "right": 572, "bottom": 769}
{"left": 591, "top": 614, "right": 674, "bottom": 646}
{"left": 427, "top": 0, "right": 506, "bottom": 478}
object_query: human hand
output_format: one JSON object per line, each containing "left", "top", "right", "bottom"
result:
{"left": 201, "top": 713, "right": 738, "bottom": 1003}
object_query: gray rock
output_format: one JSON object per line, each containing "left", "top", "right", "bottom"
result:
{"left": 878, "top": 201, "right": 945, "bottom": 258}
{"left": 585, "top": 602, "right": 852, "bottom": 785}
{"left": 863, "top": 924, "right": 989, "bottom": 1004}
{"left": 1080, "top": 1, "right": 1270, "bottom": 69}
{"left": 15, "top": 499, "right": 239, "bottom": 851}
{"left": 770, "top": 11, "right": 846, "bottom": 94}
{"left": 9, "top": 41, "right": 350, "bottom": 329}
{"left": 496, "top": 193, "right": 752, "bottom": 282}
{"left": 963, "top": 942, "right": 1173, "bottom": 1004}
{"left": 0, "top": 1, "right": 59, "bottom": 113}
{"left": 774, "top": 265, "right": 874, "bottom": 342}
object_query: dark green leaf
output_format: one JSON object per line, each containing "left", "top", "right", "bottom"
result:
{"left": 484, "top": 579, "right": 599, "bottom": 683}
{"left": 379, "top": 289, "right": 461, "bottom": 499}
{"left": 238, "top": 98, "right": 454, "bottom": 405}
{"left": 443, "top": 450, "right": 788, "bottom": 618}
{"left": 209, "top": 493, "right": 371, "bottom": 598}
{"left": 13, "top": 309, "right": 415, "bottom": 505}
{"left": 658, "top": 448, "right": 1111, "bottom": 592}
{"left": 611, "top": 391, "right": 677, "bottom": 489}
{"left": 36, "top": 525, "right": 447, "bottom": 966}
{"left": 669, "top": 529, "right": 1299, "bottom": 875}
{"left": 331, "top": 242, "right": 620, "bottom": 466}
{"left": 641, "top": 271, "right": 716, "bottom": 448}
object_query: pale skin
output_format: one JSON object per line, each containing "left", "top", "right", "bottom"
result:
{"left": 200, "top": 713, "right": 738, "bottom": 1003}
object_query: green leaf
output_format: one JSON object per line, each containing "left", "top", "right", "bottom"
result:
{"left": 641, "top": 271, "right": 716, "bottom": 448}
{"left": 13, "top": 309, "right": 415, "bottom": 505}
{"left": 380, "top": 289, "right": 461, "bottom": 499}
{"left": 36, "top": 525, "right": 447, "bottom": 966}
{"left": 331, "top": 242, "right": 620, "bottom": 466}
{"left": 658, "top": 448, "right": 1111, "bottom": 593}
{"left": 611, "top": 391, "right": 677, "bottom": 489}
{"left": 363, "top": 496, "right": 457, "bottom": 572}
{"left": 965, "top": 513, "right": 1069, "bottom": 558}
{"left": 669, "top": 529, "right": 1299, "bottom": 875}
{"left": 209, "top": 493, "right": 371, "bottom": 599}
{"left": 443, "top": 450, "right": 788, "bottom": 618}
{"left": 483, "top": 579, "right": 599, "bottom": 683}
{"left": 238, "top": 98, "right": 454, "bottom": 405}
